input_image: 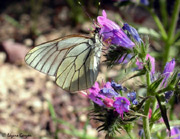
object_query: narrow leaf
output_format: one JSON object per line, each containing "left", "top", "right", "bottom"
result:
{"left": 156, "top": 95, "right": 170, "bottom": 134}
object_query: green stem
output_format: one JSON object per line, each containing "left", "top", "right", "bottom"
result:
{"left": 174, "top": 30, "right": 180, "bottom": 42}
{"left": 167, "top": 0, "right": 180, "bottom": 43}
{"left": 159, "top": 0, "right": 168, "bottom": 28}
{"left": 163, "top": 42, "right": 171, "bottom": 66}
{"left": 143, "top": 72, "right": 151, "bottom": 139}
{"left": 146, "top": 71, "right": 151, "bottom": 87}
{"left": 143, "top": 100, "right": 151, "bottom": 139}
{"left": 163, "top": 0, "right": 180, "bottom": 64}
{"left": 148, "top": 8, "right": 167, "bottom": 41}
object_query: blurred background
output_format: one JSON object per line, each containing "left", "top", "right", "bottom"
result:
{"left": 0, "top": 0, "right": 179, "bottom": 138}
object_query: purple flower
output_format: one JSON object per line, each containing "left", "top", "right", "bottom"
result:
{"left": 170, "top": 127, "right": 180, "bottom": 139}
{"left": 88, "top": 81, "right": 118, "bottom": 106}
{"left": 140, "top": 0, "right": 149, "bottom": 5}
{"left": 127, "top": 91, "right": 138, "bottom": 105}
{"left": 132, "top": 99, "right": 138, "bottom": 105}
{"left": 163, "top": 58, "right": 176, "bottom": 74}
{"left": 146, "top": 54, "right": 155, "bottom": 75}
{"left": 89, "top": 82, "right": 100, "bottom": 95}
{"left": 123, "top": 23, "right": 142, "bottom": 43}
{"left": 88, "top": 82, "right": 106, "bottom": 106}
{"left": 88, "top": 93, "right": 104, "bottom": 106}
{"left": 100, "top": 88, "right": 119, "bottom": 98}
{"left": 127, "top": 91, "right": 136, "bottom": 101}
{"left": 113, "top": 97, "right": 130, "bottom": 118}
{"left": 103, "top": 81, "right": 112, "bottom": 89}
{"left": 161, "top": 58, "right": 176, "bottom": 87}
{"left": 97, "top": 10, "right": 135, "bottom": 49}
{"left": 111, "top": 81, "right": 123, "bottom": 90}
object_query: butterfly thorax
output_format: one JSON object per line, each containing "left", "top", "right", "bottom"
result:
{"left": 88, "top": 32, "right": 103, "bottom": 72}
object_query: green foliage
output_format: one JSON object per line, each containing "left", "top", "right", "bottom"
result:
{"left": 151, "top": 120, "right": 180, "bottom": 133}
{"left": 138, "top": 27, "right": 161, "bottom": 40}
{"left": 157, "top": 71, "right": 180, "bottom": 95}
{"left": 148, "top": 77, "right": 164, "bottom": 95}
{"left": 90, "top": 104, "right": 142, "bottom": 137}
{"left": 155, "top": 95, "right": 170, "bottom": 133}
{"left": 48, "top": 101, "right": 97, "bottom": 139}
{"left": 4, "top": 15, "right": 24, "bottom": 29}
{"left": 48, "top": 100, "right": 57, "bottom": 119}
{"left": 150, "top": 108, "right": 161, "bottom": 129}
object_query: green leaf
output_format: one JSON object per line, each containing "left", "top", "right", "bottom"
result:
{"left": 168, "top": 71, "right": 179, "bottom": 87}
{"left": 155, "top": 95, "right": 170, "bottom": 132}
{"left": 157, "top": 71, "right": 179, "bottom": 94}
{"left": 150, "top": 108, "right": 161, "bottom": 123}
{"left": 148, "top": 77, "right": 164, "bottom": 95}
{"left": 140, "top": 41, "right": 148, "bottom": 60}
{"left": 4, "top": 14, "right": 24, "bottom": 29}
{"left": 150, "top": 108, "right": 161, "bottom": 129}
{"left": 151, "top": 120, "right": 180, "bottom": 133}
{"left": 138, "top": 27, "right": 161, "bottom": 39}
{"left": 48, "top": 100, "right": 57, "bottom": 119}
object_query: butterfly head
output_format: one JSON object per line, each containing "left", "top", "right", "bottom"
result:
{"left": 94, "top": 27, "right": 101, "bottom": 34}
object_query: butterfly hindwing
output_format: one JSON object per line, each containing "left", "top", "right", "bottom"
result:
{"left": 55, "top": 40, "right": 96, "bottom": 91}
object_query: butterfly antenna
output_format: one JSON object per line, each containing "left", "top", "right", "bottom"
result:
{"left": 97, "top": 0, "right": 101, "bottom": 17}
{"left": 78, "top": 2, "right": 93, "bottom": 23}
{"left": 78, "top": 1, "right": 101, "bottom": 29}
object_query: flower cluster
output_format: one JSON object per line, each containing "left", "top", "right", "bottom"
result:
{"left": 97, "top": 10, "right": 135, "bottom": 49}
{"left": 88, "top": 81, "right": 130, "bottom": 119}
{"left": 88, "top": 9, "right": 179, "bottom": 138}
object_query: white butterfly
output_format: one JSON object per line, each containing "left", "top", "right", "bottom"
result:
{"left": 25, "top": 28, "right": 103, "bottom": 92}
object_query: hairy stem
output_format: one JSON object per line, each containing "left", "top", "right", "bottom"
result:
{"left": 148, "top": 9, "right": 167, "bottom": 41}
{"left": 143, "top": 72, "right": 151, "bottom": 139}
{"left": 163, "top": 0, "right": 180, "bottom": 64}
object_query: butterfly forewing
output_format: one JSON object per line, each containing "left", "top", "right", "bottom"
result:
{"left": 25, "top": 35, "right": 89, "bottom": 76}
{"left": 25, "top": 34, "right": 102, "bottom": 92}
